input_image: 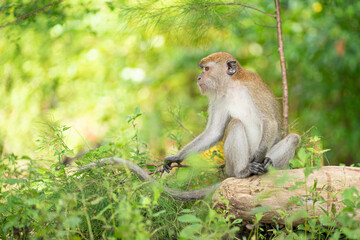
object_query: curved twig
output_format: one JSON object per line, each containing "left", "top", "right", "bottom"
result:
{"left": 0, "top": 0, "right": 63, "bottom": 29}
{"left": 191, "top": 2, "right": 276, "bottom": 18}
{"left": 78, "top": 157, "right": 222, "bottom": 200}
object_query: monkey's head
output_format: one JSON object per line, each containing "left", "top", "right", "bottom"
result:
{"left": 197, "top": 52, "right": 241, "bottom": 96}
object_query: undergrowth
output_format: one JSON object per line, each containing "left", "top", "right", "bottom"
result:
{"left": 1, "top": 110, "right": 360, "bottom": 239}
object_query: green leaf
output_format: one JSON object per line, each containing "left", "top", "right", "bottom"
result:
{"left": 342, "top": 227, "right": 360, "bottom": 239}
{"left": 342, "top": 187, "right": 358, "bottom": 202}
{"left": 320, "top": 149, "right": 331, "bottom": 153}
{"left": 24, "top": 198, "right": 38, "bottom": 206}
{"left": 62, "top": 126, "right": 71, "bottom": 131}
{"left": 179, "top": 224, "right": 202, "bottom": 239}
{"left": 180, "top": 209, "right": 194, "bottom": 213}
{"left": 297, "top": 148, "right": 309, "bottom": 163}
{"left": 99, "top": 144, "right": 111, "bottom": 152}
{"left": 90, "top": 197, "right": 105, "bottom": 205}
{"left": 35, "top": 146, "right": 46, "bottom": 152}
{"left": 329, "top": 229, "right": 341, "bottom": 240}
{"left": 255, "top": 212, "right": 264, "bottom": 223}
{"left": 178, "top": 214, "right": 202, "bottom": 223}
{"left": 152, "top": 184, "right": 162, "bottom": 205}
{"left": 232, "top": 219, "right": 243, "bottom": 224}
{"left": 319, "top": 214, "right": 336, "bottom": 227}
{"left": 141, "top": 196, "right": 151, "bottom": 206}
{"left": 63, "top": 216, "right": 81, "bottom": 228}
{"left": 153, "top": 210, "right": 166, "bottom": 217}
{"left": 304, "top": 166, "right": 315, "bottom": 177}
{"left": 3, "top": 178, "right": 23, "bottom": 185}
{"left": 125, "top": 115, "right": 132, "bottom": 122}
{"left": 94, "top": 205, "right": 112, "bottom": 220}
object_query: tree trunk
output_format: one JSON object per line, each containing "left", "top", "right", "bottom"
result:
{"left": 212, "top": 166, "right": 360, "bottom": 225}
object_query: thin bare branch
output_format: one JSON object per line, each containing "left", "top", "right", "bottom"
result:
{"left": 243, "top": 8, "right": 276, "bottom": 28}
{"left": 0, "top": 0, "right": 63, "bottom": 29}
{"left": 175, "top": 119, "right": 196, "bottom": 138}
{"left": 274, "top": 0, "right": 289, "bottom": 135}
{"left": 191, "top": 2, "right": 276, "bottom": 18}
{"left": 220, "top": 7, "right": 243, "bottom": 19}
{"left": 169, "top": 107, "right": 196, "bottom": 138}
{"left": 249, "top": 19, "right": 277, "bottom": 28}
{"left": 77, "top": 158, "right": 191, "bottom": 176}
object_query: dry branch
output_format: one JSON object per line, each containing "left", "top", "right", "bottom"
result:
{"left": 77, "top": 157, "right": 221, "bottom": 200}
{"left": 274, "top": 0, "right": 289, "bottom": 135}
{"left": 213, "top": 166, "right": 360, "bottom": 225}
{"left": 0, "top": 0, "right": 63, "bottom": 29}
{"left": 191, "top": 2, "right": 275, "bottom": 18}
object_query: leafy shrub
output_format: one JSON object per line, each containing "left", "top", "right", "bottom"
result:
{"left": 1, "top": 113, "right": 359, "bottom": 239}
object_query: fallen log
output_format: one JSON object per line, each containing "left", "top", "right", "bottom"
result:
{"left": 212, "top": 166, "right": 360, "bottom": 225}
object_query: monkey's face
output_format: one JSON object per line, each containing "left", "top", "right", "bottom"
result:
{"left": 197, "top": 62, "right": 224, "bottom": 95}
{"left": 197, "top": 60, "right": 235, "bottom": 96}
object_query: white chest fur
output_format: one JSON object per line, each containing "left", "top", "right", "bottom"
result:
{"left": 225, "top": 86, "right": 262, "bottom": 155}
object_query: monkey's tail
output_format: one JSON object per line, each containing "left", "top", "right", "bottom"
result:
{"left": 78, "top": 157, "right": 221, "bottom": 201}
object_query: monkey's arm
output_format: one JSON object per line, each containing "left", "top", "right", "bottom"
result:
{"left": 165, "top": 108, "right": 229, "bottom": 164}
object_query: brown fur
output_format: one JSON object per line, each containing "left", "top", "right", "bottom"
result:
{"left": 199, "top": 52, "right": 236, "bottom": 66}
{"left": 237, "top": 68, "right": 282, "bottom": 129}
{"left": 200, "top": 52, "right": 282, "bottom": 137}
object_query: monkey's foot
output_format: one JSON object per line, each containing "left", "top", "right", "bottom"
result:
{"left": 219, "top": 164, "right": 225, "bottom": 169}
{"left": 263, "top": 157, "right": 273, "bottom": 168}
{"left": 249, "top": 162, "right": 268, "bottom": 175}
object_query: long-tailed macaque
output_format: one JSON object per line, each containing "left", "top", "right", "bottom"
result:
{"left": 164, "top": 52, "right": 300, "bottom": 178}
{"left": 85, "top": 52, "right": 300, "bottom": 201}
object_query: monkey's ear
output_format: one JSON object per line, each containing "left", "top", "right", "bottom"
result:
{"left": 226, "top": 60, "right": 236, "bottom": 75}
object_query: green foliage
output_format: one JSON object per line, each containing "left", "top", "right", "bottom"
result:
{"left": 36, "top": 122, "right": 74, "bottom": 165}
{"left": 177, "top": 205, "right": 239, "bottom": 239}
{"left": 119, "top": 0, "right": 275, "bottom": 46}
{"left": 0, "top": 0, "right": 359, "bottom": 165}
{"left": 2, "top": 115, "right": 360, "bottom": 239}
{"left": 290, "top": 134, "right": 330, "bottom": 169}
{"left": 0, "top": 114, "right": 236, "bottom": 239}
{"left": 277, "top": 185, "right": 360, "bottom": 240}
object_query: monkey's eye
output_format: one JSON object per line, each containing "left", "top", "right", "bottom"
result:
{"left": 204, "top": 66, "right": 209, "bottom": 71}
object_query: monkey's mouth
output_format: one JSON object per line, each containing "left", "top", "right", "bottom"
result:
{"left": 198, "top": 83, "right": 207, "bottom": 88}
{"left": 198, "top": 84, "right": 208, "bottom": 93}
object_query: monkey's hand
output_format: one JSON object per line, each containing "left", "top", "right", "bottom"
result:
{"left": 163, "top": 155, "right": 183, "bottom": 173}
{"left": 164, "top": 154, "right": 183, "bottom": 163}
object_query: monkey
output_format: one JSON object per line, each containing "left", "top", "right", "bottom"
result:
{"left": 81, "top": 52, "right": 300, "bottom": 201}
{"left": 164, "top": 52, "right": 300, "bottom": 178}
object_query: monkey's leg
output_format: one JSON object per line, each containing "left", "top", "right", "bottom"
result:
{"left": 265, "top": 133, "right": 301, "bottom": 168}
{"left": 223, "top": 119, "right": 253, "bottom": 178}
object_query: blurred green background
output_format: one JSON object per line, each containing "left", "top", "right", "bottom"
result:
{"left": 0, "top": 0, "right": 359, "bottom": 165}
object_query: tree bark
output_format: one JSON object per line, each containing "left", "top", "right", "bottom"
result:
{"left": 212, "top": 166, "right": 360, "bottom": 225}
